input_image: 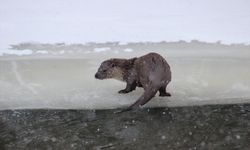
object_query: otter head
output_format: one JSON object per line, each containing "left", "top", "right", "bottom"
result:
{"left": 95, "top": 59, "right": 124, "bottom": 81}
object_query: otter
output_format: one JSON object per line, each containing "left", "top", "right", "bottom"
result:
{"left": 95, "top": 52, "right": 171, "bottom": 112}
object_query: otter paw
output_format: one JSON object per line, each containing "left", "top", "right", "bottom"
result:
{"left": 159, "top": 92, "right": 171, "bottom": 97}
{"left": 118, "top": 89, "right": 129, "bottom": 94}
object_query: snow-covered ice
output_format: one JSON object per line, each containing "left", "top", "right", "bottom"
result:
{"left": 93, "top": 47, "right": 111, "bottom": 53}
{"left": 0, "top": 42, "right": 250, "bottom": 110}
{"left": 124, "top": 48, "right": 133, "bottom": 52}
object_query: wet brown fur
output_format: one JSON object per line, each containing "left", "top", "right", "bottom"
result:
{"left": 95, "top": 52, "right": 171, "bottom": 112}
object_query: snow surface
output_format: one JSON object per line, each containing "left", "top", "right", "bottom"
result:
{"left": 0, "top": 49, "right": 33, "bottom": 56}
{"left": 1, "top": 0, "right": 250, "bottom": 50}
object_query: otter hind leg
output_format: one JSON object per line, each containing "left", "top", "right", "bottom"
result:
{"left": 159, "top": 86, "right": 171, "bottom": 97}
{"left": 118, "top": 82, "right": 136, "bottom": 94}
{"left": 116, "top": 87, "right": 158, "bottom": 113}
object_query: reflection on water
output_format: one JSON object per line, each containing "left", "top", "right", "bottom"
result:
{"left": 0, "top": 104, "right": 249, "bottom": 150}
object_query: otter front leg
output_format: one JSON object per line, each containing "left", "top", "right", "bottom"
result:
{"left": 118, "top": 82, "right": 136, "bottom": 94}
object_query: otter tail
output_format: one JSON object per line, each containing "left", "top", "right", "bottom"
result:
{"left": 115, "top": 86, "right": 158, "bottom": 113}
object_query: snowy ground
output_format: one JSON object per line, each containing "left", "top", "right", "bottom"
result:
{"left": 0, "top": 41, "right": 250, "bottom": 110}
{"left": 1, "top": 0, "right": 250, "bottom": 48}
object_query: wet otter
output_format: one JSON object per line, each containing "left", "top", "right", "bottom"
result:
{"left": 95, "top": 52, "right": 171, "bottom": 112}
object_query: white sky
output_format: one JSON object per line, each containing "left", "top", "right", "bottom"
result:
{"left": 0, "top": 0, "right": 250, "bottom": 47}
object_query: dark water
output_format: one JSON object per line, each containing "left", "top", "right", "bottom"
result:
{"left": 0, "top": 104, "right": 250, "bottom": 150}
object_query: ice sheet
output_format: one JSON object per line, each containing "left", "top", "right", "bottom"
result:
{"left": 0, "top": 42, "right": 250, "bottom": 110}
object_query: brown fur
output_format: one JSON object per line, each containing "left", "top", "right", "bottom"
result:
{"left": 95, "top": 52, "right": 171, "bottom": 112}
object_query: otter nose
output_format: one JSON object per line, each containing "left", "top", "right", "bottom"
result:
{"left": 95, "top": 73, "right": 99, "bottom": 79}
